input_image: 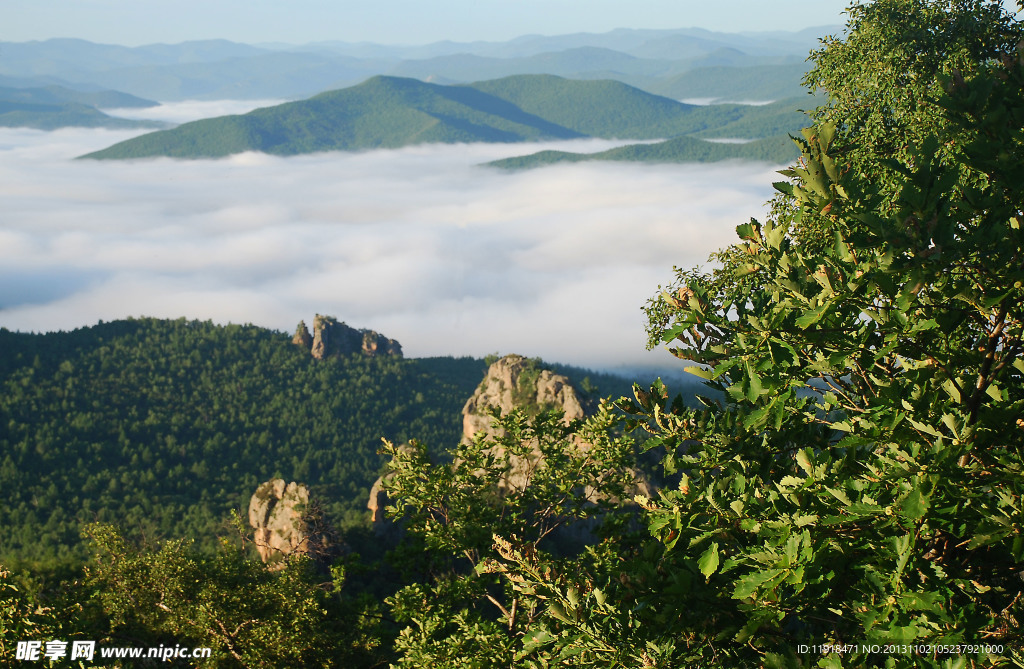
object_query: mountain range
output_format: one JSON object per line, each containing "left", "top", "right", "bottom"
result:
{"left": 0, "top": 27, "right": 834, "bottom": 102}
{"left": 79, "top": 74, "right": 813, "bottom": 162}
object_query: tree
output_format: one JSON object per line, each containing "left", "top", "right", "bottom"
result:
{"left": 382, "top": 406, "right": 646, "bottom": 667}
{"left": 83, "top": 523, "right": 386, "bottom": 668}
{"left": 473, "top": 1, "right": 1024, "bottom": 667}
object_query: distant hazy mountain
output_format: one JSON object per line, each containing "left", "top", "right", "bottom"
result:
{"left": 0, "top": 38, "right": 268, "bottom": 75}
{"left": 0, "top": 84, "right": 157, "bottom": 109}
{"left": 0, "top": 84, "right": 162, "bottom": 130}
{"left": 651, "top": 63, "right": 812, "bottom": 101}
{"left": 80, "top": 74, "right": 810, "bottom": 161}
{"left": 0, "top": 27, "right": 836, "bottom": 102}
{"left": 389, "top": 47, "right": 685, "bottom": 84}
{"left": 304, "top": 25, "right": 834, "bottom": 61}
{"left": 0, "top": 100, "right": 164, "bottom": 130}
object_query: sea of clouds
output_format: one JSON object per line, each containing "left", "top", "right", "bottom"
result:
{"left": 0, "top": 100, "right": 787, "bottom": 375}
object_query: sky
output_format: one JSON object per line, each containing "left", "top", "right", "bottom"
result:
{"left": 0, "top": 104, "right": 782, "bottom": 374}
{"left": 7, "top": 0, "right": 855, "bottom": 46}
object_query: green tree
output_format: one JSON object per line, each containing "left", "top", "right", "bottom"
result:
{"left": 83, "top": 523, "right": 386, "bottom": 668}
{"left": 477, "top": 2, "right": 1024, "bottom": 667}
{"left": 382, "top": 406, "right": 645, "bottom": 667}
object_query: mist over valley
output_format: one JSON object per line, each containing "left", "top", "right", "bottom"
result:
{"left": 0, "top": 112, "right": 783, "bottom": 374}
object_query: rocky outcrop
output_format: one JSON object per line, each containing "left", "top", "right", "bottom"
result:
{"left": 460, "top": 355, "right": 591, "bottom": 493}
{"left": 292, "top": 320, "right": 313, "bottom": 349}
{"left": 292, "top": 314, "right": 402, "bottom": 360}
{"left": 462, "top": 354, "right": 586, "bottom": 445}
{"left": 248, "top": 478, "right": 335, "bottom": 566}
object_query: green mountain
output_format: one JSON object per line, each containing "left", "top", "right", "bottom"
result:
{"left": 466, "top": 76, "right": 810, "bottom": 140}
{"left": 80, "top": 74, "right": 810, "bottom": 160}
{"left": 0, "top": 100, "right": 163, "bottom": 130}
{"left": 80, "top": 75, "right": 585, "bottom": 160}
{"left": 0, "top": 84, "right": 162, "bottom": 130}
{"left": 649, "top": 63, "right": 811, "bottom": 102}
{"left": 0, "top": 318, "right": 633, "bottom": 567}
{"left": 487, "top": 135, "right": 799, "bottom": 169}
{"left": 465, "top": 74, "right": 701, "bottom": 139}
{"left": 690, "top": 96, "right": 816, "bottom": 139}
{"left": 0, "top": 84, "right": 158, "bottom": 109}
{"left": 0, "top": 318, "right": 479, "bottom": 565}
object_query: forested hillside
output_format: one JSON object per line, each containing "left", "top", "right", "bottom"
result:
{"left": 487, "top": 134, "right": 798, "bottom": 169}
{"left": 79, "top": 74, "right": 810, "bottom": 160}
{"left": 0, "top": 318, "right": 631, "bottom": 569}
{"left": 0, "top": 319, "right": 484, "bottom": 566}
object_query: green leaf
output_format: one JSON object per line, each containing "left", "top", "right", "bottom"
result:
{"left": 547, "top": 601, "right": 572, "bottom": 624}
{"left": 698, "top": 542, "right": 720, "bottom": 579}
{"left": 684, "top": 365, "right": 715, "bottom": 380}
{"left": 833, "top": 230, "right": 853, "bottom": 262}
{"left": 825, "top": 487, "right": 851, "bottom": 505}
{"left": 734, "top": 569, "right": 785, "bottom": 600}
{"left": 795, "top": 303, "right": 830, "bottom": 329}
{"left": 736, "top": 221, "right": 760, "bottom": 240}
{"left": 900, "top": 486, "right": 930, "bottom": 521}
{"left": 745, "top": 361, "right": 765, "bottom": 402}
{"left": 891, "top": 534, "right": 913, "bottom": 585}
{"left": 517, "top": 628, "right": 554, "bottom": 656}
{"left": 796, "top": 449, "right": 814, "bottom": 477}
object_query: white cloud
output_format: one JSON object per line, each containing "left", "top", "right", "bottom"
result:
{"left": 103, "top": 99, "right": 294, "bottom": 124}
{"left": 0, "top": 127, "right": 784, "bottom": 372}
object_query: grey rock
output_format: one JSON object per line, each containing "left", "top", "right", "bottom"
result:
{"left": 248, "top": 478, "right": 335, "bottom": 566}
{"left": 302, "top": 314, "right": 402, "bottom": 360}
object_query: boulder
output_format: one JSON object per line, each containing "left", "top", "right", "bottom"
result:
{"left": 367, "top": 354, "right": 650, "bottom": 534}
{"left": 248, "top": 478, "right": 335, "bottom": 566}
{"left": 460, "top": 355, "right": 592, "bottom": 492}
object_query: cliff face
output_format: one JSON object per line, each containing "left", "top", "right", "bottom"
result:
{"left": 461, "top": 354, "right": 586, "bottom": 445}
{"left": 292, "top": 314, "right": 402, "bottom": 359}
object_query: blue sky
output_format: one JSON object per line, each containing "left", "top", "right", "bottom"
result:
{"left": 9, "top": 0, "right": 855, "bottom": 45}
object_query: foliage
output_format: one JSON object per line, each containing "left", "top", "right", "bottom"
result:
{"left": 595, "top": 4, "right": 1022, "bottom": 667}
{"left": 382, "top": 405, "right": 647, "bottom": 667}
{"left": 1, "top": 565, "right": 70, "bottom": 665}
{"left": 806, "top": 0, "right": 1021, "bottom": 169}
{"left": 418, "top": 1, "right": 1024, "bottom": 666}
{"left": 82, "top": 523, "right": 386, "bottom": 668}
